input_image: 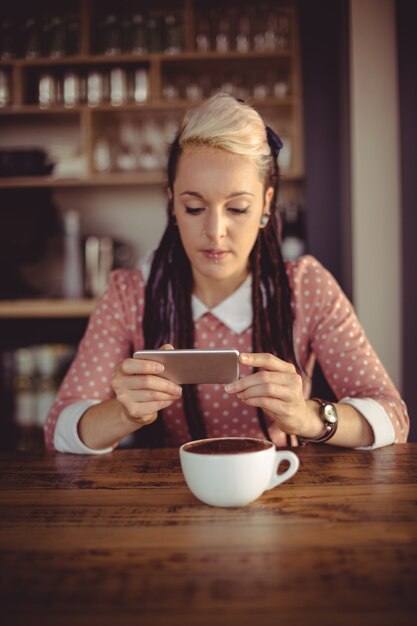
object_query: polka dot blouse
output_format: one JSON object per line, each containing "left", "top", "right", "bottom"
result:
{"left": 44, "top": 255, "right": 409, "bottom": 451}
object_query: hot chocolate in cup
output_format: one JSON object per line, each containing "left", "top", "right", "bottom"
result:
{"left": 179, "top": 436, "right": 299, "bottom": 507}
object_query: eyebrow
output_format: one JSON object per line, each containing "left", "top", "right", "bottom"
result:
{"left": 179, "top": 191, "right": 255, "bottom": 199}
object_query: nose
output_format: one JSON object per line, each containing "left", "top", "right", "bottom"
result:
{"left": 203, "top": 210, "right": 226, "bottom": 244}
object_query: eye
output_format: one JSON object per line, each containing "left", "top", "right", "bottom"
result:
{"left": 228, "top": 207, "right": 249, "bottom": 214}
{"left": 185, "top": 207, "right": 204, "bottom": 215}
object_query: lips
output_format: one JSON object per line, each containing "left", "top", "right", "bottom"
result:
{"left": 202, "top": 250, "right": 229, "bottom": 261}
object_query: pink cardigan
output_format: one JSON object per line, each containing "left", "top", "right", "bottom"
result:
{"left": 45, "top": 255, "right": 409, "bottom": 450}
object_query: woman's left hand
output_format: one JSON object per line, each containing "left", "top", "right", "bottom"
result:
{"left": 224, "top": 352, "right": 311, "bottom": 436}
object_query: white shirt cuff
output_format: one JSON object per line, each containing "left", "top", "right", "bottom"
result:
{"left": 54, "top": 400, "right": 114, "bottom": 455}
{"left": 339, "top": 397, "right": 396, "bottom": 449}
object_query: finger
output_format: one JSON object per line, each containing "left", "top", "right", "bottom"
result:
{"left": 225, "top": 370, "right": 297, "bottom": 394}
{"left": 239, "top": 352, "right": 296, "bottom": 373}
{"left": 236, "top": 383, "right": 293, "bottom": 403}
{"left": 160, "top": 344, "right": 175, "bottom": 350}
{"left": 119, "top": 389, "right": 181, "bottom": 403}
{"left": 238, "top": 395, "right": 288, "bottom": 415}
{"left": 117, "top": 373, "right": 182, "bottom": 396}
{"left": 122, "top": 357, "right": 165, "bottom": 375}
{"left": 121, "top": 389, "right": 182, "bottom": 403}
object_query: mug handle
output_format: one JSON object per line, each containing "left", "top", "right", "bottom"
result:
{"left": 266, "top": 450, "right": 300, "bottom": 490}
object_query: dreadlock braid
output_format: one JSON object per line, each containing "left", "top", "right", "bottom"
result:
{"left": 250, "top": 209, "right": 299, "bottom": 442}
{"left": 139, "top": 212, "right": 206, "bottom": 447}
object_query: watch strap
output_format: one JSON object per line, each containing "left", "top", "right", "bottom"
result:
{"left": 298, "top": 398, "right": 338, "bottom": 445}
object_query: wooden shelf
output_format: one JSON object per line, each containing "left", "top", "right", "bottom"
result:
{"left": 0, "top": 169, "right": 303, "bottom": 189}
{"left": 0, "top": 97, "right": 294, "bottom": 116}
{"left": 0, "top": 171, "right": 168, "bottom": 188}
{"left": 0, "top": 299, "right": 96, "bottom": 319}
{"left": 0, "top": 50, "right": 292, "bottom": 68}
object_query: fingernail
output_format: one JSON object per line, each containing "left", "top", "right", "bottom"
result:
{"left": 155, "top": 363, "right": 164, "bottom": 372}
{"left": 240, "top": 354, "right": 249, "bottom": 362}
{"left": 225, "top": 383, "right": 235, "bottom": 392}
{"left": 174, "top": 385, "right": 182, "bottom": 394}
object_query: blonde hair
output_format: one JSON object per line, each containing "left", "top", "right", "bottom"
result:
{"left": 178, "top": 93, "right": 272, "bottom": 180}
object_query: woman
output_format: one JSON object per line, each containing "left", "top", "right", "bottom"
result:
{"left": 45, "top": 94, "right": 409, "bottom": 453}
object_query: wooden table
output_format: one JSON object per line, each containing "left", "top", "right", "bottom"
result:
{"left": 0, "top": 445, "right": 416, "bottom": 626}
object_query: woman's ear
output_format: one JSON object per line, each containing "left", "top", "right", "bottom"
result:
{"left": 167, "top": 187, "right": 173, "bottom": 203}
{"left": 263, "top": 186, "right": 274, "bottom": 214}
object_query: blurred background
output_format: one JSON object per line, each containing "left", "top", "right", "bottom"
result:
{"left": 0, "top": 0, "right": 415, "bottom": 449}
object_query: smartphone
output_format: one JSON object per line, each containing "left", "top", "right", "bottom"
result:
{"left": 132, "top": 349, "right": 240, "bottom": 385}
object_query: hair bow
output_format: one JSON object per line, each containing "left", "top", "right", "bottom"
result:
{"left": 266, "top": 125, "right": 283, "bottom": 159}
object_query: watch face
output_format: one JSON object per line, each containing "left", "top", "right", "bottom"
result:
{"left": 323, "top": 403, "right": 337, "bottom": 423}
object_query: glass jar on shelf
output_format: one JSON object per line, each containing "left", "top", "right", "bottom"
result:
{"left": 146, "top": 15, "right": 163, "bottom": 53}
{"left": 195, "top": 13, "right": 210, "bottom": 52}
{"left": 22, "top": 17, "right": 42, "bottom": 58}
{"left": 0, "top": 18, "right": 16, "bottom": 59}
{"left": 65, "top": 13, "right": 80, "bottom": 56}
{"left": 102, "top": 14, "right": 122, "bottom": 56}
{"left": 131, "top": 12, "right": 147, "bottom": 54}
{"left": 109, "top": 67, "right": 128, "bottom": 106}
{"left": 132, "top": 67, "right": 149, "bottom": 103}
{"left": 0, "top": 68, "right": 11, "bottom": 107}
{"left": 236, "top": 13, "right": 251, "bottom": 53}
{"left": 38, "top": 72, "right": 58, "bottom": 108}
{"left": 277, "top": 11, "right": 290, "bottom": 50}
{"left": 164, "top": 14, "right": 182, "bottom": 54}
{"left": 87, "top": 69, "right": 107, "bottom": 106}
{"left": 48, "top": 15, "right": 66, "bottom": 58}
{"left": 63, "top": 71, "right": 80, "bottom": 108}
{"left": 216, "top": 16, "right": 231, "bottom": 53}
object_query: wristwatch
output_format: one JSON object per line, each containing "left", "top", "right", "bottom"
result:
{"left": 297, "top": 398, "right": 338, "bottom": 444}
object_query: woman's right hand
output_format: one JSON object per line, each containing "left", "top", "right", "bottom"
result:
{"left": 111, "top": 344, "right": 182, "bottom": 430}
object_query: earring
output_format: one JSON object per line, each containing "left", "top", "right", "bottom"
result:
{"left": 260, "top": 214, "right": 270, "bottom": 227}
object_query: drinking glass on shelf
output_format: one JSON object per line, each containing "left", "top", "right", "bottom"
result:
{"left": 0, "top": 19, "right": 16, "bottom": 59}
{"left": 271, "top": 73, "right": 290, "bottom": 99}
{"left": 185, "top": 76, "right": 203, "bottom": 102}
{"left": 110, "top": 67, "right": 128, "bottom": 106}
{"left": 146, "top": 15, "right": 162, "bottom": 53}
{"left": 48, "top": 15, "right": 66, "bottom": 57}
{"left": 253, "top": 15, "right": 266, "bottom": 53}
{"left": 251, "top": 70, "right": 268, "bottom": 100}
{"left": 131, "top": 12, "right": 147, "bottom": 54}
{"left": 63, "top": 72, "right": 80, "bottom": 108}
{"left": 198, "top": 73, "right": 211, "bottom": 99}
{"left": 65, "top": 14, "right": 80, "bottom": 56}
{"left": 87, "top": 70, "right": 106, "bottom": 106}
{"left": 102, "top": 14, "right": 122, "bottom": 56}
{"left": 164, "top": 14, "right": 182, "bottom": 54}
{"left": 22, "top": 17, "right": 42, "bottom": 58}
{"left": 277, "top": 12, "right": 290, "bottom": 50}
{"left": 265, "top": 11, "right": 278, "bottom": 51}
{"left": 132, "top": 67, "right": 148, "bottom": 103}
{"left": 236, "top": 14, "right": 250, "bottom": 53}
{"left": 162, "top": 115, "right": 180, "bottom": 148}
{"left": 220, "top": 75, "right": 236, "bottom": 98}
{"left": 117, "top": 119, "right": 139, "bottom": 171}
{"left": 38, "top": 72, "right": 57, "bottom": 108}
{"left": 162, "top": 79, "right": 180, "bottom": 101}
{"left": 137, "top": 119, "right": 162, "bottom": 170}
{"left": 0, "top": 69, "right": 11, "bottom": 107}
{"left": 195, "top": 13, "right": 210, "bottom": 52}
{"left": 216, "top": 16, "right": 231, "bottom": 53}
{"left": 93, "top": 137, "right": 112, "bottom": 172}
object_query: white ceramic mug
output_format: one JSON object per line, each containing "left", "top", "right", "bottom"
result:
{"left": 179, "top": 437, "right": 299, "bottom": 507}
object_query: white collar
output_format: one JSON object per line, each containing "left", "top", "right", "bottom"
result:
{"left": 138, "top": 251, "right": 252, "bottom": 334}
